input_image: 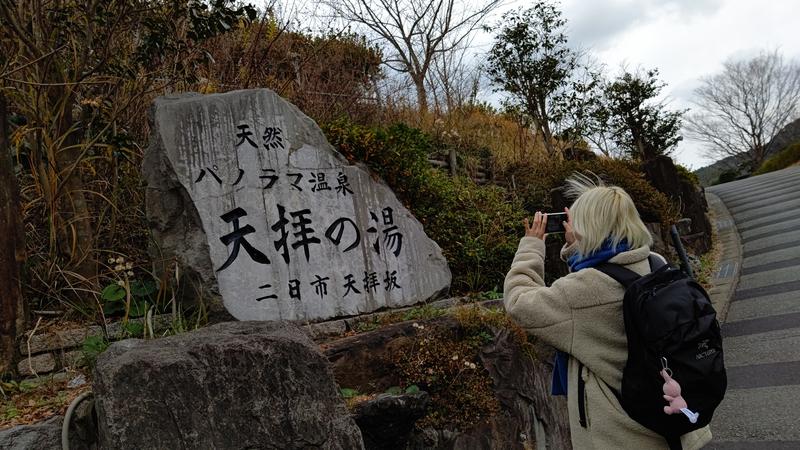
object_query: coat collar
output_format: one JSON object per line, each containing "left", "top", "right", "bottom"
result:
{"left": 607, "top": 245, "right": 651, "bottom": 265}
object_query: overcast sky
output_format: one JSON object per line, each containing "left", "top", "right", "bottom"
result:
{"left": 483, "top": 0, "right": 800, "bottom": 169}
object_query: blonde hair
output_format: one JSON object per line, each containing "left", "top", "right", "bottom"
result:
{"left": 564, "top": 173, "right": 653, "bottom": 256}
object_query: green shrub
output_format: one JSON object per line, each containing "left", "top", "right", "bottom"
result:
{"left": 323, "top": 121, "right": 432, "bottom": 202}
{"left": 713, "top": 169, "right": 739, "bottom": 185}
{"left": 755, "top": 142, "right": 800, "bottom": 175}
{"left": 323, "top": 120, "right": 526, "bottom": 293}
{"left": 590, "top": 159, "right": 680, "bottom": 224}
{"left": 81, "top": 335, "right": 110, "bottom": 370}
{"left": 675, "top": 163, "right": 700, "bottom": 186}
{"left": 322, "top": 120, "right": 677, "bottom": 293}
{"left": 499, "top": 157, "right": 679, "bottom": 224}
{"left": 416, "top": 175, "right": 526, "bottom": 292}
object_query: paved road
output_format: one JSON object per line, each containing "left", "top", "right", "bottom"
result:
{"left": 706, "top": 166, "right": 800, "bottom": 450}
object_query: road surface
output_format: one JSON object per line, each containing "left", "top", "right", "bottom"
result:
{"left": 706, "top": 166, "right": 800, "bottom": 449}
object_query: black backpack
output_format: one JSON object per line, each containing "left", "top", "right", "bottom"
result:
{"left": 595, "top": 255, "right": 727, "bottom": 450}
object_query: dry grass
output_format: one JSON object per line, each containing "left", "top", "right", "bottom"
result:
{"left": 378, "top": 103, "right": 552, "bottom": 173}
{"left": 695, "top": 210, "right": 722, "bottom": 290}
{"left": 0, "top": 372, "right": 91, "bottom": 430}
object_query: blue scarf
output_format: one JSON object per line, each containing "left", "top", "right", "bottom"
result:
{"left": 551, "top": 238, "right": 630, "bottom": 396}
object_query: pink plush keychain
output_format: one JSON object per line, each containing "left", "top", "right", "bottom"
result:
{"left": 660, "top": 358, "right": 700, "bottom": 423}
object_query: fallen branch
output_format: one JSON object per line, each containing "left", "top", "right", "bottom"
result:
{"left": 26, "top": 316, "right": 43, "bottom": 378}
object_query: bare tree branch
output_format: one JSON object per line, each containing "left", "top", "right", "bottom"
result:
{"left": 322, "top": 0, "right": 502, "bottom": 113}
{"left": 685, "top": 50, "right": 800, "bottom": 170}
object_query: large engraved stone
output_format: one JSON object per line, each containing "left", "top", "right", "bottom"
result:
{"left": 144, "top": 89, "right": 450, "bottom": 321}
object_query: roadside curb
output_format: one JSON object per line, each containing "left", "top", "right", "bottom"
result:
{"left": 704, "top": 192, "right": 742, "bottom": 324}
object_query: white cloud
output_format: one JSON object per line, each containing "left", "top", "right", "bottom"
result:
{"left": 563, "top": 0, "right": 721, "bottom": 50}
{"left": 560, "top": 0, "right": 800, "bottom": 169}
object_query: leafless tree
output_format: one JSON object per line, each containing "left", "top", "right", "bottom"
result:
{"left": 685, "top": 50, "right": 800, "bottom": 170}
{"left": 323, "top": 0, "right": 502, "bottom": 113}
{"left": 428, "top": 38, "right": 482, "bottom": 113}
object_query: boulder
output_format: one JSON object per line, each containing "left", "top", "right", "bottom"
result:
{"left": 0, "top": 417, "right": 61, "bottom": 450}
{"left": 404, "top": 331, "right": 571, "bottom": 450}
{"left": 641, "top": 156, "right": 712, "bottom": 253}
{"left": 352, "top": 392, "right": 430, "bottom": 450}
{"left": 644, "top": 222, "right": 670, "bottom": 257}
{"left": 143, "top": 89, "right": 451, "bottom": 322}
{"left": 93, "top": 321, "right": 364, "bottom": 449}
{"left": 443, "top": 331, "right": 570, "bottom": 449}
{"left": 325, "top": 313, "right": 571, "bottom": 450}
{"left": 0, "top": 404, "right": 96, "bottom": 450}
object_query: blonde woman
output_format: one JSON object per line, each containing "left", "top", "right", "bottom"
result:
{"left": 503, "top": 175, "right": 711, "bottom": 449}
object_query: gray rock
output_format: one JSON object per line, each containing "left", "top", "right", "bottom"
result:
{"left": 473, "top": 332, "right": 571, "bottom": 449}
{"left": 352, "top": 392, "right": 430, "bottom": 450}
{"left": 20, "top": 326, "right": 100, "bottom": 354}
{"left": 645, "top": 222, "right": 669, "bottom": 257}
{"left": 93, "top": 321, "right": 364, "bottom": 449}
{"left": 303, "top": 318, "right": 347, "bottom": 341}
{"left": 642, "top": 156, "right": 712, "bottom": 253}
{"left": 17, "top": 353, "right": 55, "bottom": 376}
{"left": 325, "top": 315, "right": 571, "bottom": 450}
{"left": 0, "top": 400, "right": 98, "bottom": 450}
{"left": 62, "top": 350, "right": 85, "bottom": 369}
{"left": 143, "top": 89, "right": 451, "bottom": 322}
{"left": 0, "top": 417, "right": 60, "bottom": 450}
{"left": 406, "top": 330, "right": 571, "bottom": 450}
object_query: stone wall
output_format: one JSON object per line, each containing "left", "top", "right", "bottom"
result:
{"left": 15, "top": 315, "right": 174, "bottom": 378}
{"left": 428, "top": 156, "right": 491, "bottom": 185}
{"left": 7, "top": 301, "right": 572, "bottom": 449}
{"left": 14, "top": 298, "right": 464, "bottom": 378}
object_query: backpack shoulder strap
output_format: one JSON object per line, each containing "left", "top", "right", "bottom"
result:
{"left": 648, "top": 253, "right": 667, "bottom": 271}
{"left": 594, "top": 263, "right": 641, "bottom": 288}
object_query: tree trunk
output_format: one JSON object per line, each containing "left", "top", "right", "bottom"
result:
{"left": 635, "top": 135, "right": 649, "bottom": 161}
{"left": 751, "top": 143, "right": 767, "bottom": 171}
{"left": 0, "top": 92, "right": 25, "bottom": 375}
{"left": 412, "top": 75, "right": 429, "bottom": 115}
{"left": 49, "top": 86, "right": 96, "bottom": 286}
{"left": 536, "top": 97, "right": 557, "bottom": 157}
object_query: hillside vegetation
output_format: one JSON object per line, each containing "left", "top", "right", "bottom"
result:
{"left": 0, "top": 1, "right": 708, "bottom": 396}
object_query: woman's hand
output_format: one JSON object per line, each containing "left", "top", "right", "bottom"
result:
{"left": 564, "top": 207, "right": 576, "bottom": 245}
{"left": 524, "top": 211, "right": 547, "bottom": 240}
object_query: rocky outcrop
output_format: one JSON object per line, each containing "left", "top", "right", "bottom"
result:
{"left": 93, "top": 321, "right": 364, "bottom": 449}
{"left": 324, "top": 312, "right": 571, "bottom": 450}
{"left": 405, "top": 334, "right": 570, "bottom": 450}
{"left": 476, "top": 332, "right": 570, "bottom": 449}
{"left": 642, "top": 156, "right": 712, "bottom": 253}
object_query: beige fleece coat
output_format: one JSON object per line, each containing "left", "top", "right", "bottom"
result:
{"left": 504, "top": 237, "right": 712, "bottom": 450}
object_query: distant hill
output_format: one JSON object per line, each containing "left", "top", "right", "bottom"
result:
{"left": 694, "top": 117, "right": 800, "bottom": 186}
{"left": 694, "top": 156, "right": 744, "bottom": 187}
{"left": 766, "top": 117, "right": 800, "bottom": 155}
